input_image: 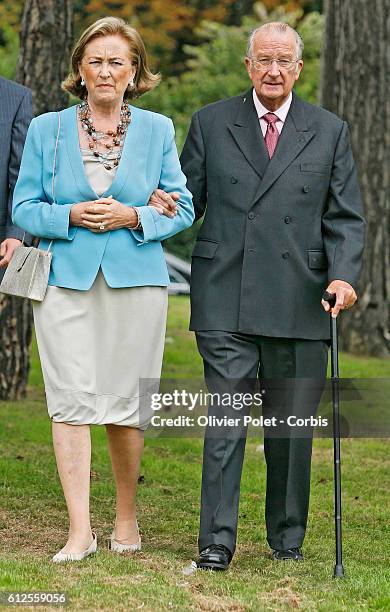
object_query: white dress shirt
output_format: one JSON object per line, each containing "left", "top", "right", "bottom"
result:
{"left": 252, "top": 89, "right": 292, "bottom": 137}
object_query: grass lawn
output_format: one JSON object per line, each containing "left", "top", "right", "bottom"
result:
{"left": 0, "top": 296, "right": 389, "bottom": 611}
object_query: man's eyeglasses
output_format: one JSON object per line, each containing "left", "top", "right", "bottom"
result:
{"left": 249, "top": 58, "right": 299, "bottom": 71}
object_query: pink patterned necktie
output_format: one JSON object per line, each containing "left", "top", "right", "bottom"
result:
{"left": 263, "top": 112, "right": 279, "bottom": 159}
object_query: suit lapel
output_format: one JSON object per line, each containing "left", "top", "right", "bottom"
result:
{"left": 64, "top": 105, "right": 96, "bottom": 200}
{"left": 228, "top": 89, "right": 269, "bottom": 179}
{"left": 113, "top": 105, "right": 152, "bottom": 199}
{"left": 253, "top": 91, "right": 315, "bottom": 203}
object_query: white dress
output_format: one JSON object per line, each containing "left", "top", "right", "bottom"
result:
{"left": 32, "top": 150, "right": 168, "bottom": 429}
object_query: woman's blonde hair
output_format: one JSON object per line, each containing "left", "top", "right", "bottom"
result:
{"left": 62, "top": 16, "right": 161, "bottom": 100}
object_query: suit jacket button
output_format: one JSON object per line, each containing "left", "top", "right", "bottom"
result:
{"left": 303, "top": 185, "right": 310, "bottom": 193}
{"left": 230, "top": 176, "right": 238, "bottom": 184}
{"left": 284, "top": 216, "right": 291, "bottom": 224}
{"left": 248, "top": 212, "right": 255, "bottom": 220}
{"left": 282, "top": 251, "right": 290, "bottom": 259}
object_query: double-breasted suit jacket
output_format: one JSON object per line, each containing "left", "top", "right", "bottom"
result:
{"left": 13, "top": 104, "right": 194, "bottom": 289}
{"left": 181, "top": 89, "right": 365, "bottom": 339}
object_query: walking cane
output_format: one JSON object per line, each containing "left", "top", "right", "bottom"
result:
{"left": 322, "top": 291, "right": 345, "bottom": 578}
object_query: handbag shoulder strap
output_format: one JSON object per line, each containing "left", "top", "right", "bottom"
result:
{"left": 20, "top": 112, "right": 61, "bottom": 249}
{"left": 44, "top": 112, "right": 61, "bottom": 252}
{"left": 52, "top": 111, "right": 61, "bottom": 205}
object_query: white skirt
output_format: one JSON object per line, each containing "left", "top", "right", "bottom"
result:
{"left": 32, "top": 271, "right": 168, "bottom": 429}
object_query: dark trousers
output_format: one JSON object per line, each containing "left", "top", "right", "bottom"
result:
{"left": 196, "top": 331, "right": 328, "bottom": 554}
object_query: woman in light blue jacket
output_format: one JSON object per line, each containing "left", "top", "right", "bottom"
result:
{"left": 13, "top": 16, "right": 194, "bottom": 562}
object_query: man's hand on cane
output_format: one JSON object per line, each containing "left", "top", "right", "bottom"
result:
{"left": 321, "top": 280, "right": 357, "bottom": 318}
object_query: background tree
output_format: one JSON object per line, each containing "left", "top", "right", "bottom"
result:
{"left": 82, "top": 0, "right": 258, "bottom": 75}
{"left": 321, "top": 0, "right": 390, "bottom": 357}
{"left": 0, "top": 0, "right": 74, "bottom": 400}
{"left": 16, "top": 0, "right": 74, "bottom": 115}
{"left": 1, "top": 0, "right": 323, "bottom": 82}
{"left": 262, "top": 0, "right": 323, "bottom": 12}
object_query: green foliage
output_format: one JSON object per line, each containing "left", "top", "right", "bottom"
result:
{"left": 0, "top": 24, "right": 19, "bottom": 80}
{"left": 296, "top": 11, "right": 324, "bottom": 103}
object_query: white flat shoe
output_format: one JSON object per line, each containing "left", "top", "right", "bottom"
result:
{"left": 109, "top": 524, "right": 141, "bottom": 553}
{"left": 52, "top": 532, "right": 97, "bottom": 563}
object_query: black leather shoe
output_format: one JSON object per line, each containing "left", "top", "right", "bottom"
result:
{"left": 197, "top": 544, "right": 232, "bottom": 571}
{"left": 272, "top": 547, "right": 304, "bottom": 561}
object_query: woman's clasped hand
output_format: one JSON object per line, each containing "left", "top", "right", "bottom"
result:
{"left": 70, "top": 196, "right": 139, "bottom": 232}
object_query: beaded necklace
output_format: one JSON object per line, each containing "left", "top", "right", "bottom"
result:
{"left": 78, "top": 100, "right": 132, "bottom": 170}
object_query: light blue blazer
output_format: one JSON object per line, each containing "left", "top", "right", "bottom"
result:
{"left": 12, "top": 104, "right": 194, "bottom": 289}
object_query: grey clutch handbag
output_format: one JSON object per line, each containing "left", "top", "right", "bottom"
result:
{"left": 0, "top": 243, "right": 53, "bottom": 301}
{"left": 0, "top": 113, "right": 61, "bottom": 301}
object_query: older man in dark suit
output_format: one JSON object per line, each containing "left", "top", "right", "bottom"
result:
{"left": 0, "top": 76, "right": 32, "bottom": 277}
{"left": 150, "top": 22, "right": 365, "bottom": 570}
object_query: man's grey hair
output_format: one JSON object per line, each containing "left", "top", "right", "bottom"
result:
{"left": 246, "top": 22, "right": 304, "bottom": 60}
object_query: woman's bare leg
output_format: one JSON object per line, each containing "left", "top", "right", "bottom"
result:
{"left": 52, "top": 422, "right": 93, "bottom": 553}
{"left": 105, "top": 425, "right": 144, "bottom": 543}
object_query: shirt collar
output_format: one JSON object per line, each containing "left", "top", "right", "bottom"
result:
{"left": 252, "top": 88, "right": 293, "bottom": 123}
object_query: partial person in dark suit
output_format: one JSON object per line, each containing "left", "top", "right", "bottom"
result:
{"left": 149, "top": 22, "right": 365, "bottom": 570}
{"left": 0, "top": 76, "right": 33, "bottom": 278}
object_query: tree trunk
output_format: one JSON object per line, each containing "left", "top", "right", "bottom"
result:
{"left": 321, "top": 0, "right": 390, "bottom": 357}
{"left": 16, "top": 0, "right": 73, "bottom": 116}
{"left": 0, "top": 0, "right": 74, "bottom": 400}
{"left": 0, "top": 296, "right": 32, "bottom": 400}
